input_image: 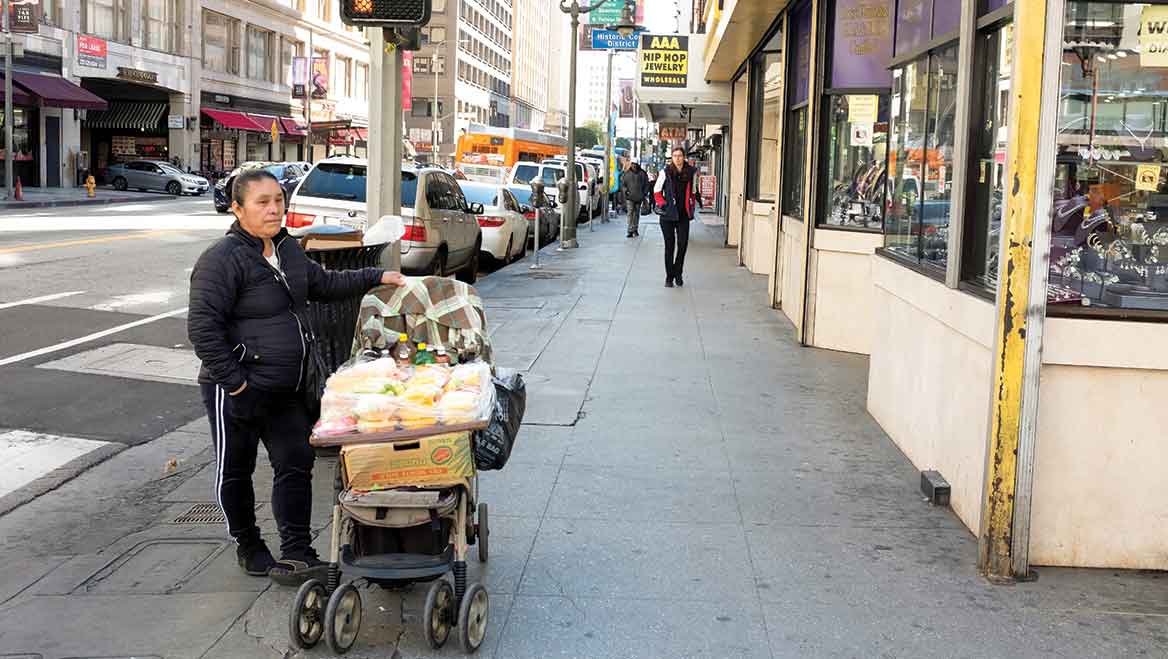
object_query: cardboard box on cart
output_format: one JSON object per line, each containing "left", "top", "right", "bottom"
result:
{"left": 341, "top": 432, "right": 475, "bottom": 491}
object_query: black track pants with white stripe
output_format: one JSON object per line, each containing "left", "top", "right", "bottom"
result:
{"left": 201, "top": 383, "right": 316, "bottom": 558}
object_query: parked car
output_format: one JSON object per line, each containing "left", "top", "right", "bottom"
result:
{"left": 458, "top": 181, "right": 529, "bottom": 264}
{"left": 506, "top": 184, "right": 560, "bottom": 246}
{"left": 544, "top": 157, "right": 603, "bottom": 217}
{"left": 509, "top": 161, "right": 588, "bottom": 223}
{"left": 107, "top": 160, "right": 209, "bottom": 196}
{"left": 213, "top": 162, "right": 308, "bottom": 213}
{"left": 286, "top": 157, "right": 482, "bottom": 282}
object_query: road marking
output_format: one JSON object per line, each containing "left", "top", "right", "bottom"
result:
{"left": 0, "top": 290, "right": 86, "bottom": 310}
{"left": 89, "top": 290, "right": 175, "bottom": 312}
{"left": 0, "top": 306, "right": 189, "bottom": 367}
{"left": 0, "top": 230, "right": 170, "bottom": 254}
{"left": 0, "top": 430, "right": 113, "bottom": 498}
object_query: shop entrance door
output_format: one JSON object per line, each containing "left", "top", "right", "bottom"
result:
{"left": 46, "top": 116, "right": 61, "bottom": 187}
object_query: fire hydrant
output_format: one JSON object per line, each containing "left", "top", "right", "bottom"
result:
{"left": 85, "top": 175, "right": 96, "bottom": 198}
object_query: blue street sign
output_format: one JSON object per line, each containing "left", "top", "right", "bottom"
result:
{"left": 590, "top": 28, "right": 640, "bottom": 51}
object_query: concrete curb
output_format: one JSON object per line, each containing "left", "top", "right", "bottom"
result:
{"left": 0, "top": 442, "right": 126, "bottom": 517}
{"left": 0, "top": 193, "right": 187, "bottom": 210}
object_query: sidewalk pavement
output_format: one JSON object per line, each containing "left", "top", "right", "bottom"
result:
{"left": 0, "top": 214, "right": 1164, "bottom": 658}
{"left": 0, "top": 186, "right": 184, "bottom": 209}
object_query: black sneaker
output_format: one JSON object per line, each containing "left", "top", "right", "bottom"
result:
{"left": 665, "top": 277, "right": 674, "bottom": 288}
{"left": 269, "top": 547, "right": 330, "bottom": 586}
{"left": 675, "top": 275, "right": 684, "bottom": 287}
{"left": 237, "top": 541, "right": 276, "bottom": 577}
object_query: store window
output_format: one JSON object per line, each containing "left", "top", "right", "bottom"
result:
{"left": 203, "top": 10, "right": 240, "bottom": 75}
{"left": 84, "top": 0, "right": 130, "bottom": 42}
{"left": 962, "top": 21, "right": 1013, "bottom": 291}
{"left": 0, "top": 108, "right": 33, "bottom": 163}
{"left": 356, "top": 63, "right": 368, "bottom": 101}
{"left": 820, "top": 95, "right": 889, "bottom": 230}
{"left": 1046, "top": 1, "right": 1168, "bottom": 314}
{"left": 782, "top": 4, "right": 813, "bottom": 220}
{"left": 142, "top": 0, "right": 178, "bottom": 53}
{"left": 247, "top": 26, "right": 273, "bottom": 82}
{"left": 746, "top": 27, "right": 783, "bottom": 202}
{"left": 337, "top": 56, "right": 352, "bottom": 97}
{"left": 883, "top": 44, "right": 958, "bottom": 272}
{"left": 282, "top": 39, "right": 302, "bottom": 87}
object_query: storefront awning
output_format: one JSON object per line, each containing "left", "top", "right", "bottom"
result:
{"left": 0, "top": 83, "right": 33, "bottom": 105}
{"left": 2, "top": 72, "right": 108, "bottom": 110}
{"left": 85, "top": 101, "right": 168, "bottom": 130}
{"left": 355, "top": 128, "right": 369, "bottom": 141}
{"left": 280, "top": 117, "right": 308, "bottom": 136}
{"left": 201, "top": 108, "right": 264, "bottom": 131}
{"left": 248, "top": 113, "right": 283, "bottom": 134}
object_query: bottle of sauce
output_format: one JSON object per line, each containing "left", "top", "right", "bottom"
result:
{"left": 434, "top": 346, "right": 451, "bottom": 365}
{"left": 392, "top": 332, "right": 415, "bottom": 365}
{"left": 414, "top": 342, "right": 436, "bottom": 365}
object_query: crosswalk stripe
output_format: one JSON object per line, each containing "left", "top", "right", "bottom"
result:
{"left": 0, "top": 431, "right": 113, "bottom": 498}
{"left": 0, "top": 291, "right": 86, "bottom": 310}
{"left": 0, "top": 306, "right": 189, "bottom": 367}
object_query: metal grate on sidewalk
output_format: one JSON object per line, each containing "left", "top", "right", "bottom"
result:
{"left": 170, "top": 503, "right": 226, "bottom": 525}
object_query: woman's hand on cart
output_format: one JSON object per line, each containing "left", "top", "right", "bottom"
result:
{"left": 381, "top": 271, "right": 407, "bottom": 287}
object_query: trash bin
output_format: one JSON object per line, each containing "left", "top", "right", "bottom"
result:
{"left": 303, "top": 235, "right": 389, "bottom": 377}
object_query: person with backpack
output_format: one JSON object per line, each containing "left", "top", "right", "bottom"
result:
{"left": 620, "top": 161, "right": 647, "bottom": 238}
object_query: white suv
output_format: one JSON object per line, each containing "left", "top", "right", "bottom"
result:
{"left": 286, "top": 157, "right": 483, "bottom": 282}
{"left": 509, "top": 161, "right": 590, "bottom": 222}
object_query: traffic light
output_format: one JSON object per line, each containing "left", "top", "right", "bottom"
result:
{"left": 340, "top": 0, "right": 431, "bottom": 27}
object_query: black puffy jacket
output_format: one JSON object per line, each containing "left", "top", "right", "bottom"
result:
{"left": 188, "top": 222, "right": 384, "bottom": 393}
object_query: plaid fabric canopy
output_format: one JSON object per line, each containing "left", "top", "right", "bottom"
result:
{"left": 351, "top": 277, "right": 492, "bottom": 364}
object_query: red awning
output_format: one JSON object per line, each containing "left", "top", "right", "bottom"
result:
{"left": 201, "top": 108, "right": 265, "bottom": 131}
{"left": 279, "top": 117, "right": 307, "bottom": 136}
{"left": 3, "top": 72, "right": 107, "bottom": 110}
{"left": 0, "top": 82, "right": 33, "bottom": 106}
{"left": 248, "top": 113, "right": 283, "bottom": 134}
{"left": 355, "top": 128, "right": 369, "bottom": 141}
{"left": 327, "top": 129, "right": 355, "bottom": 146}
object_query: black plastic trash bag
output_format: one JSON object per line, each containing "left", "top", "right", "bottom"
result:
{"left": 474, "top": 371, "right": 526, "bottom": 470}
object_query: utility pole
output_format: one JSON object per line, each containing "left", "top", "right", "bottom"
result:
{"left": 432, "top": 56, "right": 439, "bottom": 165}
{"left": 602, "top": 47, "right": 613, "bottom": 223}
{"left": 305, "top": 29, "right": 314, "bottom": 164}
{"left": 367, "top": 28, "right": 404, "bottom": 272}
{"left": 3, "top": 0, "right": 13, "bottom": 199}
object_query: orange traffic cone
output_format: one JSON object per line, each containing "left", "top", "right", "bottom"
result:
{"left": 13, "top": 177, "right": 23, "bottom": 201}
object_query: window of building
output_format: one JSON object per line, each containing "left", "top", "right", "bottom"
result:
{"left": 355, "top": 63, "right": 368, "bottom": 101}
{"left": 282, "top": 39, "right": 302, "bottom": 87}
{"left": 746, "top": 27, "right": 783, "bottom": 201}
{"left": 247, "top": 26, "right": 273, "bottom": 82}
{"left": 433, "top": 0, "right": 446, "bottom": 12}
{"left": 84, "top": 0, "right": 130, "bottom": 42}
{"left": 431, "top": 26, "right": 447, "bottom": 43}
{"left": 962, "top": 21, "right": 1013, "bottom": 291}
{"left": 316, "top": 0, "right": 331, "bottom": 21}
{"left": 142, "top": 0, "right": 179, "bottom": 52}
{"left": 883, "top": 44, "right": 958, "bottom": 272}
{"left": 414, "top": 56, "right": 430, "bottom": 74}
{"left": 337, "top": 56, "right": 352, "bottom": 97}
{"left": 202, "top": 10, "right": 240, "bottom": 75}
{"left": 412, "top": 99, "right": 431, "bottom": 117}
{"left": 41, "top": 0, "right": 61, "bottom": 26}
{"left": 286, "top": 0, "right": 305, "bottom": 11}
{"left": 819, "top": 95, "right": 890, "bottom": 230}
{"left": 781, "top": 4, "right": 813, "bottom": 220}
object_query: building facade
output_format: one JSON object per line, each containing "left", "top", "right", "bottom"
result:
{"left": 509, "top": 0, "right": 548, "bottom": 130}
{"left": 704, "top": 0, "right": 1168, "bottom": 572}
{"left": 2, "top": 0, "right": 370, "bottom": 189}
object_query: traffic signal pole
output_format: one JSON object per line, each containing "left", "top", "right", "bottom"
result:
{"left": 367, "top": 27, "right": 404, "bottom": 272}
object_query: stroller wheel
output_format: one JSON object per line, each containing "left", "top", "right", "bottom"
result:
{"left": 289, "top": 578, "right": 327, "bottom": 649}
{"left": 423, "top": 578, "right": 455, "bottom": 648}
{"left": 324, "top": 582, "right": 363, "bottom": 654}
{"left": 458, "top": 583, "right": 489, "bottom": 653}
{"left": 477, "top": 502, "right": 489, "bottom": 563}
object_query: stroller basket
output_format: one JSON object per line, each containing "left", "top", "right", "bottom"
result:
{"left": 340, "top": 544, "right": 454, "bottom": 581}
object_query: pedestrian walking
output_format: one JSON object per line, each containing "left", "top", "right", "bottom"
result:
{"left": 187, "top": 169, "right": 406, "bottom": 585}
{"left": 653, "top": 147, "right": 699, "bottom": 288}
{"left": 639, "top": 164, "right": 653, "bottom": 214}
{"left": 620, "top": 161, "right": 647, "bottom": 238}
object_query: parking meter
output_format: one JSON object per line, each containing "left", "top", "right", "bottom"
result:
{"left": 529, "top": 179, "right": 546, "bottom": 269}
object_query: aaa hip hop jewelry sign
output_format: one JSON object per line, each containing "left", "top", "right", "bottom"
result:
{"left": 640, "top": 34, "right": 689, "bottom": 88}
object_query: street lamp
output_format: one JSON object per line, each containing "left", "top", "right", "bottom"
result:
{"left": 605, "top": 0, "right": 643, "bottom": 37}
{"left": 596, "top": 1, "right": 643, "bottom": 224}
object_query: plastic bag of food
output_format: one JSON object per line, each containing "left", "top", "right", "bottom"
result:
{"left": 473, "top": 370, "right": 526, "bottom": 470}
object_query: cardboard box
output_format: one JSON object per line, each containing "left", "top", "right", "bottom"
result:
{"left": 341, "top": 432, "right": 474, "bottom": 490}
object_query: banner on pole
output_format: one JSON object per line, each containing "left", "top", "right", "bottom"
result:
{"left": 311, "top": 57, "right": 329, "bottom": 99}
{"left": 402, "top": 51, "right": 414, "bottom": 111}
{"left": 292, "top": 57, "right": 309, "bottom": 98}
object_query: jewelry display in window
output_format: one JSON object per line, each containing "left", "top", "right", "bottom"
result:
{"left": 828, "top": 160, "right": 885, "bottom": 229}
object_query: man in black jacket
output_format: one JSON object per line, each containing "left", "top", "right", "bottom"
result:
{"left": 188, "top": 169, "right": 405, "bottom": 584}
{"left": 620, "top": 161, "right": 646, "bottom": 238}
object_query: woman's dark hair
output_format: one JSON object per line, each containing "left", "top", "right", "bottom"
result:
{"left": 672, "top": 146, "right": 686, "bottom": 156}
{"left": 231, "top": 169, "right": 282, "bottom": 205}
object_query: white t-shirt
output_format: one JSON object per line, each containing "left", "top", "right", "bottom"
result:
{"left": 265, "top": 251, "right": 280, "bottom": 271}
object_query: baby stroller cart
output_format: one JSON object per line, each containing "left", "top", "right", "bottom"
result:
{"left": 288, "top": 278, "right": 494, "bottom": 654}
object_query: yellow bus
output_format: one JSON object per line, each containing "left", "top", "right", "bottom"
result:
{"left": 455, "top": 124, "right": 568, "bottom": 184}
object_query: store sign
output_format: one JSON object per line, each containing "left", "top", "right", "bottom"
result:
{"left": 831, "top": 0, "right": 893, "bottom": 88}
{"left": 591, "top": 28, "right": 640, "bottom": 51}
{"left": 292, "top": 57, "right": 309, "bottom": 98}
{"left": 618, "top": 79, "right": 634, "bottom": 117}
{"left": 1139, "top": 5, "right": 1168, "bottom": 67}
{"left": 9, "top": 0, "right": 40, "bottom": 33}
{"left": 639, "top": 34, "right": 688, "bottom": 88}
{"left": 167, "top": 114, "right": 185, "bottom": 129}
{"left": 78, "top": 35, "right": 108, "bottom": 69}
{"left": 214, "top": 94, "right": 232, "bottom": 105}
{"left": 659, "top": 122, "right": 686, "bottom": 140}
{"left": 1136, "top": 164, "right": 1161, "bottom": 191}
{"left": 311, "top": 57, "right": 329, "bottom": 99}
{"left": 847, "top": 95, "right": 879, "bottom": 124}
{"left": 850, "top": 123, "right": 874, "bottom": 147}
{"left": 117, "top": 67, "right": 158, "bottom": 84}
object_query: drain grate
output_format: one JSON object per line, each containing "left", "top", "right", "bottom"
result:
{"left": 170, "top": 503, "right": 226, "bottom": 525}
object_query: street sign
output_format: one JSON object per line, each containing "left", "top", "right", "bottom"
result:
{"left": 590, "top": 28, "right": 639, "bottom": 51}
{"left": 588, "top": 0, "right": 643, "bottom": 26}
{"left": 271, "top": 120, "right": 279, "bottom": 142}
{"left": 167, "top": 114, "right": 185, "bottom": 129}
{"left": 340, "top": 0, "right": 431, "bottom": 27}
